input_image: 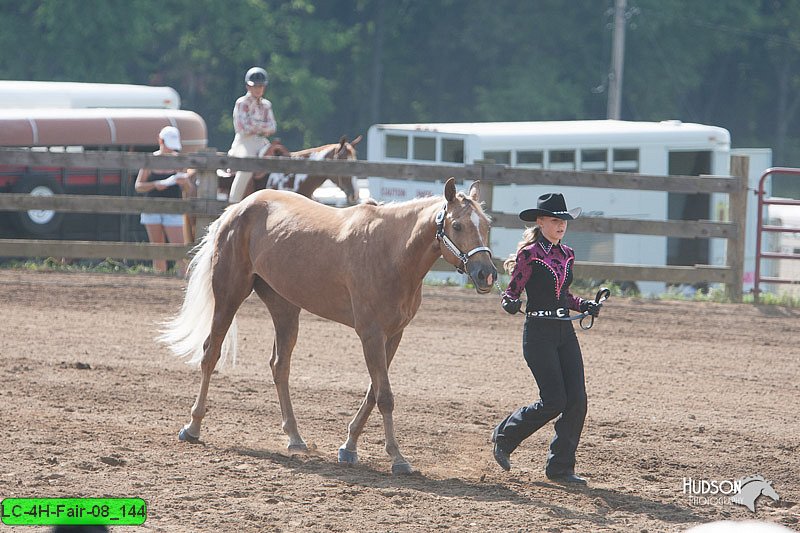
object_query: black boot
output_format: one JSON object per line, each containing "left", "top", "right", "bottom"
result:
{"left": 491, "top": 426, "right": 512, "bottom": 471}
{"left": 546, "top": 471, "right": 587, "bottom": 485}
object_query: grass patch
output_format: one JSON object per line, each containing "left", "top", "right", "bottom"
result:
{"left": 653, "top": 284, "right": 799, "bottom": 307}
{"left": 743, "top": 291, "right": 800, "bottom": 307}
{"left": 0, "top": 257, "right": 176, "bottom": 276}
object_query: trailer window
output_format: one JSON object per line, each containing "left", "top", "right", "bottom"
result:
{"left": 517, "top": 150, "right": 543, "bottom": 168}
{"left": 441, "top": 138, "right": 464, "bottom": 163}
{"left": 549, "top": 150, "right": 575, "bottom": 170}
{"left": 413, "top": 136, "right": 435, "bottom": 161}
{"left": 613, "top": 148, "right": 639, "bottom": 172}
{"left": 581, "top": 149, "right": 607, "bottom": 171}
{"left": 483, "top": 151, "right": 510, "bottom": 165}
{"left": 385, "top": 134, "right": 408, "bottom": 159}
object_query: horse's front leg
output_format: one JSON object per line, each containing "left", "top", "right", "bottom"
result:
{"left": 339, "top": 331, "right": 404, "bottom": 465}
{"left": 337, "top": 382, "right": 375, "bottom": 465}
{"left": 349, "top": 331, "right": 411, "bottom": 474}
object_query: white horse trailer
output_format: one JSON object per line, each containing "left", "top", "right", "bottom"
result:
{"left": 0, "top": 80, "right": 180, "bottom": 110}
{"left": 366, "top": 120, "right": 772, "bottom": 294}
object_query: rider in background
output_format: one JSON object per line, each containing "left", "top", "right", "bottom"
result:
{"left": 228, "top": 66, "right": 276, "bottom": 203}
{"left": 491, "top": 193, "right": 602, "bottom": 485}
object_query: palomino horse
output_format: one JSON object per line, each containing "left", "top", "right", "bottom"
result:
{"left": 160, "top": 177, "right": 497, "bottom": 474}
{"left": 260, "top": 135, "right": 361, "bottom": 205}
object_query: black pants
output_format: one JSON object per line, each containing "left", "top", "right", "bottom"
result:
{"left": 495, "top": 318, "right": 587, "bottom": 475}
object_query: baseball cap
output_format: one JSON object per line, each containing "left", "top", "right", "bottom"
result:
{"left": 159, "top": 126, "right": 182, "bottom": 151}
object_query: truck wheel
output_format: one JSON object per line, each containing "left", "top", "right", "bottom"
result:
{"left": 11, "top": 175, "right": 65, "bottom": 236}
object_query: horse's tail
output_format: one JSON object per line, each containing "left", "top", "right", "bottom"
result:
{"left": 158, "top": 208, "right": 238, "bottom": 369}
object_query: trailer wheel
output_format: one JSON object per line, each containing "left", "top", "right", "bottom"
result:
{"left": 11, "top": 175, "right": 65, "bottom": 236}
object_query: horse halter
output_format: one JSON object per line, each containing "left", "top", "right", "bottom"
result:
{"left": 434, "top": 202, "right": 492, "bottom": 275}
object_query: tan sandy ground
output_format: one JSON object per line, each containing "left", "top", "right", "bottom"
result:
{"left": 0, "top": 269, "right": 797, "bottom": 532}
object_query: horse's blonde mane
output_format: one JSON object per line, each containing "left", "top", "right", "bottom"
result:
{"left": 377, "top": 190, "right": 488, "bottom": 217}
{"left": 376, "top": 195, "right": 443, "bottom": 210}
{"left": 453, "top": 191, "right": 491, "bottom": 224}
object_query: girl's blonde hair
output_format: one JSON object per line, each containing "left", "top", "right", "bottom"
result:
{"left": 504, "top": 225, "right": 541, "bottom": 274}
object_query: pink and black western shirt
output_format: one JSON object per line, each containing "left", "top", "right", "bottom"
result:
{"left": 502, "top": 236, "right": 586, "bottom": 314}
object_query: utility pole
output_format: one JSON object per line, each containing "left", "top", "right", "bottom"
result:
{"left": 607, "top": 0, "right": 627, "bottom": 120}
{"left": 370, "top": 0, "right": 386, "bottom": 125}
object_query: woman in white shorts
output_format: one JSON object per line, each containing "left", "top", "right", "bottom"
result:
{"left": 135, "top": 126, "right": 194, "bottom": 273}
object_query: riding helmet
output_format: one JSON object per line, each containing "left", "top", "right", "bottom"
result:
{"left": 245, "top": 67, "right": 269, "bottom": 87}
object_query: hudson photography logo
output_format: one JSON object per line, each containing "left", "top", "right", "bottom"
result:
{"left": 683, "top": 475, "right": 780, "bottom": 512}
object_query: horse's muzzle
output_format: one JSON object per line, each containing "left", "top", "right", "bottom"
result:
{"left": 468, "top": 261, "right": 498, "bottom": 294}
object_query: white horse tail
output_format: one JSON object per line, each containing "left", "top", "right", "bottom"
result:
{"left": 158, "top": 208, "right": 238, "bottom": 369}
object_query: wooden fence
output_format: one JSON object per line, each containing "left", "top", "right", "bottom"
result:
{"left": 0, "top": 148, "right": 749, "bottom": 301}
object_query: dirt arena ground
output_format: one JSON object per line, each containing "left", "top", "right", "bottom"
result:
{"left": 0, "top": 269, "right": 798, "bottom": 532}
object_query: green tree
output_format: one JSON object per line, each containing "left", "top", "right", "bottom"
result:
{"left": 0, "top": 0, "right": 155, "bottom": 81}
{"left": 2, "top": 0, "right": 800, "bottom": 169}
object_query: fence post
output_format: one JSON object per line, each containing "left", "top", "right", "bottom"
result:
{"left": 726, "top": 155, "right": 749, "bottom": 302}
{"left": 194, "top": 148, "right": 219, "bottom": 242}
{"left": 478, "top": 163, "right": 495, "bottom": 260}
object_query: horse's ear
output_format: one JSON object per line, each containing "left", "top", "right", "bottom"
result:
{"left": 350, "top": 135, "right": 363, "bottom": 146}
{"left": 339, "top": 135, "right": 347, "bottom": 146}
{"left": 444, "top": 177, "right": 456, "bottom": 202}
{"left": 468, "top": 180, "right": 481, "bottom": 201}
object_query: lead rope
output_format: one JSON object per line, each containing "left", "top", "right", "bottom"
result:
{"left": 494, "top": 279, "right": 505, "bottom": 296}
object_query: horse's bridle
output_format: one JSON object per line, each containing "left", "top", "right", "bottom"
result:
{"left": 434, "top": 202, "right": 493, "bottom": 275}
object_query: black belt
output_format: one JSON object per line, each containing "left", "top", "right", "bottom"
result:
{"left": 523, "top": 288, "right": 611, "bottom": 330}
{"left": 526, "top": 308, "right": 571, "bottom": 318}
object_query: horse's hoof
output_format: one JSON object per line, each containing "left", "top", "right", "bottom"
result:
{"left": 391, "top": 462, "right": 413, "bottom": 475}
{"left": 337, "top": 446, "right": 358, "bottom": 464}
{"left": 178, "top": 427, "right": 200, "bottom": 443}
{"left": 287, "top": 442, "right": 308, "bottom": 453}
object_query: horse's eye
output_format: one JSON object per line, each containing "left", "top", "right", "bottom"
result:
{"left": 452, "top": 221, "right": 463, "bottom": 231}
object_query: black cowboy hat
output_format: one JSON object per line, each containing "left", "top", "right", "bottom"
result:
{"left": 519, "top": 193, "right": 582, "bottom": 222}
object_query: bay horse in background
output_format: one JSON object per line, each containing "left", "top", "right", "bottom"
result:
{"left": 265, "top": 135, "right": 362, "bottom": 205}
{"left": 159, "top": 177, "right": 497, "bottom": 474}
{"left": 232, "top": 139, "right": 291, "bottom": 199}
{"left": 216, "top": 141, "right": 289, "bottom": 200}
{"left": 222, "top": 135, "right": 362, "bottom": 205}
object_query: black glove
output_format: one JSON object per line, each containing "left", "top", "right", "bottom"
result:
{"left": 501, "top": 296, "right": 522, "bottom": 315}
{"left": 580, "top": 299, "right": 602, "bottom": 317}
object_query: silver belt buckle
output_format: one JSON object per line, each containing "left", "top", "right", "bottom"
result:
{"left": 528, "top": 307, "right": 568, "bottom": 318}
